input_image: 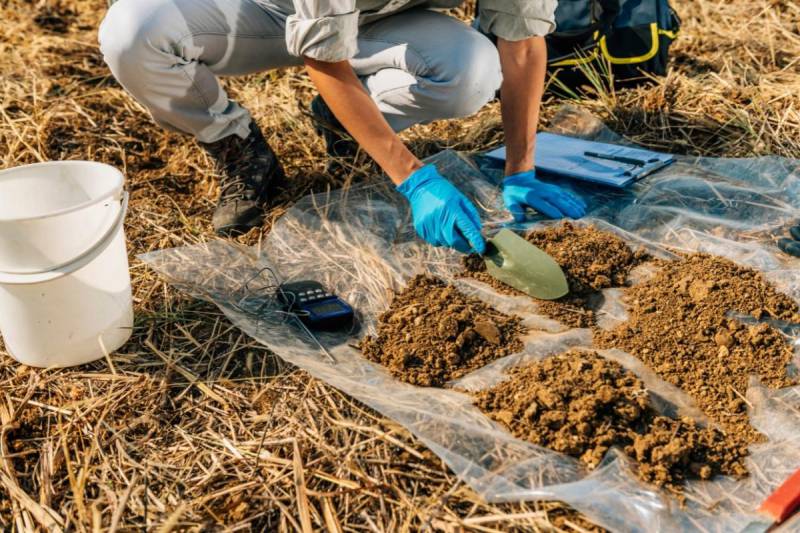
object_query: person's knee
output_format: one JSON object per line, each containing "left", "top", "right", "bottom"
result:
{"left": 437, "top": 34, "right": 503, "bottom": 119}
{"left": 98, "top": 0, "right": 175, "bottom": 77}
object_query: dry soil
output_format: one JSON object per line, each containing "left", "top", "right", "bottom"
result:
{"left": 595, "top": 253, "right": 800, "bottom": 445}
{"left": 360, "top": 275, "right": 526, "bottom": 387}
{"left": 463, "top": 222, "right": 648, "bottom": 327}
{"left": 474, "top": 350, "right": 749, "bottom": 490}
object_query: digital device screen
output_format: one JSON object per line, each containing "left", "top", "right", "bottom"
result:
{"left": 309, "top": 301, "right": 345, "bottom": 315}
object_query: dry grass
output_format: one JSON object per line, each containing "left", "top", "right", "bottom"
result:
{"left": 567, "top": 0, "right": 800, "bottom": 157}
{"left": 1, "top": 0, "right": 799, "bottom": 530}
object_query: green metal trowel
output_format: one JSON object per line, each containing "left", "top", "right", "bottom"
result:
{"left": 484, "top": 229, "right": 569, "bottom": 300}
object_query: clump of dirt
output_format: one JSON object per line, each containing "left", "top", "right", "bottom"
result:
{"left": 463, "top": 222, "right": 647, "bottom": 327}
{"left": 526, "top": 222, "right": 648, "bottom": 293}
{"left": 33, "top": 3, "right": 77, "bottom": 34}
{"left": 595, "top": 253, "right": 800, "bottom": 445}
{"left": 360, "top": 275, "right": 526, "bottom": 387}
{"left": 474, "top": 351, "right": 748, "bottom": 490}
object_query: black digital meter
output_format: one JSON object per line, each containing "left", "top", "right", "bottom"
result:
{"left": 277, "top": 280, "right": 355, "bottom": 330}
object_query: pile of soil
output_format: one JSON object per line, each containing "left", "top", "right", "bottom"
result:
{"left": 360, "top": 275, "right": 526, "bottom": 387}
{"left": 595, "top": 253, "right": 800, "bottom": 445}
{"left": 474, "top": 351, "right": 748, "bottom": 489}
{"left": 463, "top": 222, "right": 647, "bottom": 327}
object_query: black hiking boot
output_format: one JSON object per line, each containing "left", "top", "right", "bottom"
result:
{"left": 201, "top": 122, "right": 286, "bottom": 237}
{"left": 310, "top": 95, "right": 360, "bottom": 174}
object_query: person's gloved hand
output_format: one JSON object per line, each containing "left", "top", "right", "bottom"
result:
{"left": 398, "top": 164, "right": 486, "bottom": 254}
{"left": 503, "top": 170, "right": 587, "bottom": 222}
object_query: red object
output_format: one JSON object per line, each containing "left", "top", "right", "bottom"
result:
{"left": 760, "top": 468, "right": 800, "bottom": 523}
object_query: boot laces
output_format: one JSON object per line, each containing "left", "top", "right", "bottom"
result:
{"left": 216, "top": 135, "right": 259, "bottom": 203}
{"left": 219, "top": 177, "right": 248, "bottom": 202}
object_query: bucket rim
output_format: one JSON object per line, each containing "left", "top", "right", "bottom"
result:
{"left": 0, "top": 161, "right": 124, "bottom": 223}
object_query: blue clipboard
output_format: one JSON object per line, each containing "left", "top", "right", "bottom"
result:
{"left": 486, "top": 132, "right": 675, "bottom": 188}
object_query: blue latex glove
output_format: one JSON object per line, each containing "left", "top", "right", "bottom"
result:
{"left": 398, "top": 164, "right": 486, "bottom": 254}
{"left": 503, "top": 170, "right": 587, "bottom": 222}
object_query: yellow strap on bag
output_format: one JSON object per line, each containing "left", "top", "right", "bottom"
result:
{"left": 550, "top": 31, "right": 601, "bottom": 68}
{"left": 551, "top": 23, "right": 680, "bottom": 68}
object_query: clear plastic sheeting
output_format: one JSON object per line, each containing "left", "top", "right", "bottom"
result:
{"left": 140, "top": 107, "right": 800, "bottom": 532}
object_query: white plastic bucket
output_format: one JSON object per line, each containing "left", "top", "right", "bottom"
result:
{"left": 0, "top": 161, "right": 133, "bottom": 368}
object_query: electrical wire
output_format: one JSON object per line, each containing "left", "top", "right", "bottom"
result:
{"left": 230, "top": 266, "right": 337, "bottom": 363}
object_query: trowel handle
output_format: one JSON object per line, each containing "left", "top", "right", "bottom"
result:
{"left": 760, "top": 467, "right": 800, "bottom": 523}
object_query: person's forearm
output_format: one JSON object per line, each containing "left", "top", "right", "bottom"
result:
{"left": 497, "top": 36, "right": 548, "bottom": 176}
{"left": 304, "top": 58, "right": 423, "bottom": 184}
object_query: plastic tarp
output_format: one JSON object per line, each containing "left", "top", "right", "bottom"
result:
{"left": 140, "top": 107, "right": 800, "bottom": 532}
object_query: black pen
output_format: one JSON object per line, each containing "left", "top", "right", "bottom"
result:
{"left": 584, "top": 150, "right": 650, "bottom": 167}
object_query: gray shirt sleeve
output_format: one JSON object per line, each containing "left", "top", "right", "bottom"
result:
{"left": 479, "top": 0, "right": 558, "bottom": 41}
{"left": 286, "top": 0, "right": 360, "bottom": 61}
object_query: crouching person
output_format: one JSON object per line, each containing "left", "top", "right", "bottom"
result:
{"left": 98, "top": 0, "right": 585, "bottom": 249}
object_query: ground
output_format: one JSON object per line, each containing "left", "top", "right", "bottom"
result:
{"left": 1, "top": 0, "right": 799, "bottom": 530}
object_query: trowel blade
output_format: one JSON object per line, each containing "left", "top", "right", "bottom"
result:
{"left": 484, "top": 228, "right": 569, "bottom": 301}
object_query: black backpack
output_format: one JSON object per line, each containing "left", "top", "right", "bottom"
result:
{"left": 546, "top": 0, "right": 681, "bottom": 89}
